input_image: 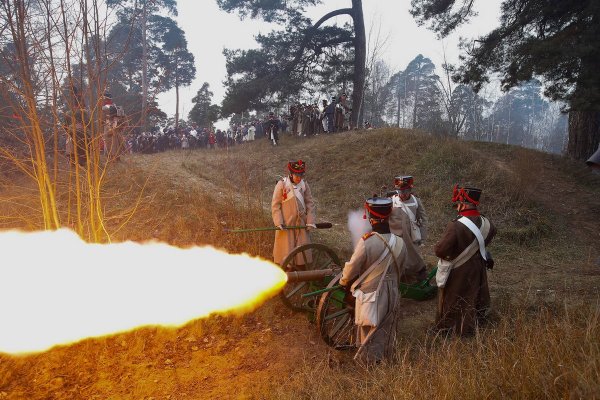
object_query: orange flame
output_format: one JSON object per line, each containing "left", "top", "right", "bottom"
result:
{"left": 0, "top": 229, "right": 287, "bottom": 354}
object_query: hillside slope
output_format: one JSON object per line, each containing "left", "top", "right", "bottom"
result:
{"left": 0, "top": 128, "right": 598, "bottom": 399}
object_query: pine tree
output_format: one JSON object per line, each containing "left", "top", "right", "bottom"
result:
{"left": 217, "top": 0, "right": 366, "bottom": 128}
{"left": 411, "top": 0, "right": 600, "bottom": 159}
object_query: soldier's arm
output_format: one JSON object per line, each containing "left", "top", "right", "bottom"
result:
{"left": 484, "top": 217, "right": 497, "bottom": 246}
{"left": 340, "top": 239, "right": 367, "bottom": 287}
{"left": 416, "top": 197, "right": 428, "bottom": 241}
{"left": 303, "top": 182, "right": 316, "bottom": 225}
{"left": 434, "top": 222, "right": 459, "bottom": 261}
{"left": 271, "top": 180, "right": 285, "bottom": 227}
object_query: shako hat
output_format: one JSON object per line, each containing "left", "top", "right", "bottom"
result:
{"left": 287, "top": 160, "right": 306, "bottom": 174}
{"left": 364, "top": 197, "right": 393, "bottom": 220}
{"left": 452, "top": 184, "right": 482, "bottom": 205}
{"left": 394, "top": 175, "right": 414, "bottom": 189}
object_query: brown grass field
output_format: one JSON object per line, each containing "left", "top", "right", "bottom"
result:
{"left": 0, "top": 128, "right": 599, "bottom": 399}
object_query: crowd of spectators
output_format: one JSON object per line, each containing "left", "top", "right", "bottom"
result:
{"left": 124, "top": 116, "right": 291, "bottom": 154}
{"left": 113, "top": 92, "right": 372, "bottom": 155}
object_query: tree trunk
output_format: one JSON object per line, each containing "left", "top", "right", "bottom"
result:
{"left": 141, "top": 2, "right": 148, "bottom": 131}
{"left": 567, "top": 110, "right": 600, "bottom": 160}
{"left": 396, "top": 79, "right": 401, "bottom": 127}
{"left": 351, "top": 0, "right": 366, "bottom": 130}
{"left": 175, "top": 53, "right": 180, "bottom": 134}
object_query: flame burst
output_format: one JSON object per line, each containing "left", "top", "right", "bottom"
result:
{"left": 0, "top": 229, "right": 287, "bottom": 354}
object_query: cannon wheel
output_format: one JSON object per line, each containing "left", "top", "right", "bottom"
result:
{"left": 279, "top": 243, "right": 341, "bottom": 312}
{"left": 316, "top": 272, "right": 355, "bottom": 350}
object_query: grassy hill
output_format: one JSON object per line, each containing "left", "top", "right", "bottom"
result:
{"left": 0, "top": 128, "right": 599, "bottom": 399}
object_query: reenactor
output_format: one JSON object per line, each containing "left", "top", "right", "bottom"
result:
{"left": 388, "top": 175, "right": 428, "bottom": 282}
{"left": 101, "top": 92, "right": 125, "bottom": 161}
{"left": 271, "top": 160, "right": 317, "bottom": 267}
{"left": 340, "top": 197, "right": 407, "bottom": 364}
{"left": 433, "top": 185, "right": 497, "bottom": 336}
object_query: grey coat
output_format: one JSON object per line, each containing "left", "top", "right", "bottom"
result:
{"left": 389, "top": 195, "right": 427, "bottom": 280}
{"left": 340, "top": 231, "right": 407, "bottom": 363}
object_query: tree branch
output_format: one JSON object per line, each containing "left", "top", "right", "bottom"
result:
{"left": 285, "top": 8, "right": 353, "bottom": 72}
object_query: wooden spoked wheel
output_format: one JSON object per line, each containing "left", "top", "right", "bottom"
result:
{"left": 315, "top": 272, "right": 355, "bottom": 350}
{"left": 279, "top": 243, "right": 341, "bottom": 312}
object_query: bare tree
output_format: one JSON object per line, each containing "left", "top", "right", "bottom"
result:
{"left": 0, "top": 0, "right": 134, "bottom": 241}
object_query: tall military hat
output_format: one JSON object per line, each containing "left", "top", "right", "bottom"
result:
{"left": 452, "top": 184, "right": 482, "bottom": 205}
{"left": 364, "top": 197, "right": 393, "bottom": 220}
{"left": 287, "top": 159, "right": 306, "bottom": 174}
{"left": 394, "top": 175, "right": 414, "bottom": 189}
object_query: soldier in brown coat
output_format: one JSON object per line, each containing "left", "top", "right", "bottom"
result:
{"left": 433, "top": 185, "right": 497, "bottom": 336}
{"left": 271, "top": 160, "right": 317, "bottom": 267}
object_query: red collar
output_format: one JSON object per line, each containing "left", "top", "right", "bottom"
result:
{"left": 458, "top": 209, "right": 480, "bottom": 217}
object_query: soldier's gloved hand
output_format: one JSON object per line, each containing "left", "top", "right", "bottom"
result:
{"left": 277, "top": 224, "right": 286, "bottom": 230}
{"left": 306, "top": 223, "right": 316, "bottom": 231}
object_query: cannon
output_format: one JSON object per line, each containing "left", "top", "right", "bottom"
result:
{"left": 228, "top": 222, "right": 437, "bottom": 349}
{"left": 280, "top": 243, "right": 438, "bottom": 350}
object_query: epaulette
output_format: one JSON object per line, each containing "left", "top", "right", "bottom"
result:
{"left": 362, "top": 232, "right": 375, "bottom": 240}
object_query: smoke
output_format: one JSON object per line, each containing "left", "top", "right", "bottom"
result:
{"left": 348, "top": 209, "right": 371, "bottom": 249}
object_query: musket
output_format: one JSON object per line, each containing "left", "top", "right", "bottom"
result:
{"left": 224, "top": 222, "right": 332, "bottom": 233}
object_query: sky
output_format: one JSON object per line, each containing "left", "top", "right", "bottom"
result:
{"left": 157, "top": 0, "right": 503, "bottom": 129}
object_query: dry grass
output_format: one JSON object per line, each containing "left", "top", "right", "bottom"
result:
{"left": 0, "top": 128, "right": 599, "bottom": 399}
{"left": 276, "top": 298, "right": 599, "bottom": 400}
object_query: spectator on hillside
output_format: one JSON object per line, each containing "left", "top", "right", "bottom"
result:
{"left": 324, "top": 97, "right": 336, "bottom": 133}
{"left": 263, "top": 112, "right": 281, "bottom": 146}
{"left": 208, "top": 130, "right": 216, "bottom": 149}
{"left": 335, "top": 92, "right": 352, "bottom": 131}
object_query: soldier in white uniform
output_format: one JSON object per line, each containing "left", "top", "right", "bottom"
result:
{"left": 340, "top": 197, "right": 407, "bottom": 364}
{"left": 271, "top": 160, "right": 317, "bottom": 267}
{"left": 388, "top": 175, "right": 428, "bottom": 282}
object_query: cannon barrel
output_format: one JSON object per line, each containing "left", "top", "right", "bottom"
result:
{"left": 285, "top": 268, "right": 335, "bottom": 283}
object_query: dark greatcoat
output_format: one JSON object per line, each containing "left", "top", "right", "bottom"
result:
{"left": 434, "top": 214, "right": 497, "bottom": 336}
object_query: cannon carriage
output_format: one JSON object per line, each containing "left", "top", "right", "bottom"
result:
{"left": 227, "top": 222, "right": 436, "bottom": 349}
{"left": 281, "top": 242, "right": 438, "bottom": 350}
